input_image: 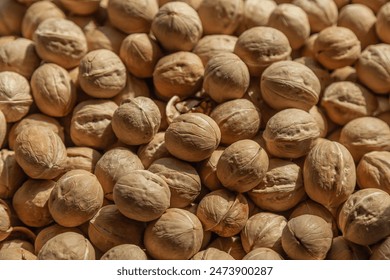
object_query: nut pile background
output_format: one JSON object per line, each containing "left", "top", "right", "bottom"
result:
{"left": 1, "top": 0, "right": 390, "bottom": 260}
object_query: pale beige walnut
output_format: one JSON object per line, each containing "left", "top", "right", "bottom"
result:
{"left": 94, "top": 147, "right": 144, "bottom": 201}
{"left": 66, "top": 147, "right": 102, "bottom": 173}
{"left": 0, "top": 150, "right": 26, "bottom": 199}
{"left": 304, "top": 140, "right": 356, "bottom": 212}
{"left": 376, "top": 3, "right": 390, "bottom": 44}
{"left": 338, "top": 4, "right": 378, "bottom": 50}
{"left": 236, "top": 0, "right": 276, "bottom": 35}
{"left": 70, "top": 99, "right": 118, "bottom": 150}
{"left": 88, "top": 205, "right": 145, "bottom": 253}
{"left": 356, "top": 44, "right": 390, "bottom": 94}
{"left": 33, "top": 18, "right": 88, "bottom": 69}
{"left": 8, "top": 113, "right": 64, "bottom": 150}
{"left": 137, "top": 132, "right": 170, "bottom": 169}
{"left": 49, "top": 170, "right": 103, "bottom": 227}
{"left": 268, "top": 4, "right": 310, "bottom": 50}
{"left": 101, "top": 244, "right": 148, "bottom": 260}
{"left": 193, "top": 35, "right": 237, "bottom": 66}
{"left": 292, "top": 0, "right": 338, "bottom": 33}
{"left": 107, "top": 0, "right": 158, "bottom": 34}
{"left": 113, "top": 74, "right": 150, "bottom": 105}
{"left": 148, "top": 157, "right": 201, "bottom": 208}
{"left": 203, "top": 53, "right": 250, "bottom": 103}
{"left": 152, "top": 2, "right": 202, "bottom": 52}
{"left": 15, "top": 126, "right": 67, "bottom": 180}
{"left": 79, "top": 49, "right": 126, "bottom": 98}
{"left": 197, "top": 148, "right": 224, "bottom": 191}
{"left": 197, "top": 189, "right": 248, "bottom": 237}
{"left": 263, "top": 108, "right": 320, "bottom": 159}
{"left": 38, "top": 232, "right": 95, "bottom": 260}
{"left": 22, "top": 1, "right": 65, "bottom": 40}
{"left": 0, "top": 71, "right": 33, "bottom": 123}
{"left": 314, "top": 26, "right": 361, "bottom": 70}
{"left": 217, "top": 139, "right": 269, "bottom": 192}
{"left": 85, "top": 24, "right": 126, "bottom": 55}
{"left": 191, "top": 248, "right": 235, "bottom": 260}
{"left": 12, "top": 179, "right": 55, "bottom": 228}
{"left": 243, "top": 248, "right": 283, "bottom": 260}
{"left": 0, "top": 38, "right": 41, "bottom": 79}
{"left": 352, "top": 0, "right": 388, "bottom": 13}
{"left": 113, "top": 170, "right": 170, "bottom": 222}
{"left": 0, "top": 248, "right": 37, "bottom": 260}
{"left": 371, "top": 236, "right": 390, "bottom": 260}
{"left": 327, "top": 236, "right": 371, "bottom": 260}
{"left": 198, "top": 0, "right": 243, "bottom": 35}
{"left": 165, "top": 113, "right": 221, "bottom": 162}
{"left": 241, "top": 212, "right": 287, "bottom": 255}
{"left": 234, "top": 26, "right": 291, "bottom": 76}
{"left": 308, "top": 106, "right": 328, "bottom": 138}
{"left": 0, "top": 0, "right": 26, "bottom": 36}
{"left": 112, "top": 97, "right": 161, "bottom": 146}
{"left": 290, "top": 200, "right": 338, "bottom": 237}
{"left": 120, "top": 33, "right": 162, "bottom": 78}
{"left": 208, "top": 236, "right": 246, "bottom": 260}
{"left": 357, "top": 151, "right": 390, "bottom": 194}
{"left": 281, "top": 214, "right": 333, "bottom": 260}
{"left": 339, "top": 117, "right": 390, "bottom": 162}
{"left": 338, "top": 188, "right": 390, "bottom": 246}
{"left": 0, "top": 199, "right": 12, "bottom": 242}
{"left": 153, "top": 52, "right": 204, "bottom": 100}
{"left": 330, "top": 66, "right": 358, "bottom": 83}
{"left": 249, "top": 159, "right": 305, "bottom": 212}
{"left": 60, "top": 0, "right": 101, "bottom": 15}
{"left": 321, "top": 81, "right": 378, "bottom": 125}
{"left": 31, "top": 63, "right": 77, "bottom": 117}
{"left": 261, "top": 61, "right": 321, "bottom": 111}
{"left": 0, "top": 239, "right": 34, "bottom": 254}
{"left": 144, "top": 208, "right": 203, "bottom": 260}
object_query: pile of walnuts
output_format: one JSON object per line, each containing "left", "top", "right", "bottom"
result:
{"left": 1, "top": 0, "right": 390, "bottom": 260}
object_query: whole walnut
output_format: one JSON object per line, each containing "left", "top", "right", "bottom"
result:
{"left": 88, "top": 205, "right": 145, "bottom": 253}
{"left": 113, "top": 170, "right": 170, "bottom": 222}
{"left": 0, "top": 71, "right": 32, "bottom": 123}
{"left": 100, "top": 244, "right": 148, "bottom": 260}
{"left": 31, "top": 63, "right": 77, "bottom": 117}
{"left": 327, "top": 236, "right": 371, "bottom": 260}
{"left": 144, "top": 208, "right": 203, "bottom": 260}
{"left": 263, "top": 108, "right": 320, "bottom": 159}
{"left": 49, "top": 170, "right": 103, "bottom": 227}
{"left": 304, "top": 140, "right": 356, "bottom": 212}
{"left": 33, "top": 18, "right": 88, "bottom": 69}
{"left": 148, "top": 157, "right": 201, "bottom": 208}
{"left": 15, "top": 126, "right": 67, "bottom": 180}
{"left": 198, "top": 0, "right": 243, "bottom": 35}
{"left": 112, "top": 97, "right": 161, "bottom": 146}
{"left": 282, "top": 214, "right": 333, "bottom": 260}
{"left": 314, "top": 26, "right": 361, "bottom": 70}
{"left": 234, "top": 26, "right": 291, "bottom": 76}
{"left": 217, "top": 139, "right": 269, "bottom": 193}
{"left": 165, "top": 113, "right": 221, "bottom": 162}
{"left": 153, "top": 52, "right": 204, "bottom": 100}
{"left": 0, "top": 150, "right": 26, "bottom": 199}
{"left": 261, "top": 61, "right": 321, "bottom": 111}
{"left": 241, "top": 212, "right": 287, "bottom": 255}
{"left": 338, "top": 188, "right": 390, "bottom": 246}
{"left": 249, "top": 159, "right": 305, "bottom": 212}
{"left": 242, "top": 248, "right": 283, "bottom": 260}
{"left": 0, "top": 248, "right": 37, "bottom": 260}
{"left": 197, "top": 189, "right": 248, "bottom": 237}
{"left": 94, "top": 147, "right": 144, "bottom": 200}
{"left": 376, "top": 3, "right": 390, "bottom": 44}
{"left": 356, "top": 44, "right": 390, "bottom": 94}
{"left": 78, "top": 49, "right": 127, "bottom": 99}
{"left": 107, "top": 0, "right": 158, "bottom": 34}
{"left": 236, "top": 0, "right": 276, "bottom": 34}
{"left": 84, "top": 24, "right": 126, "bottom": 55}
{"left": 203, "top": 53, "right": 250, "bottom": 103}
{"left": 339, "top": 117, "right": 390, "bottom": 162}
{"left": 193, "top": 35, "right": 237, "bottom": 66}
{"left": 137, "top": 132, "right": 170, "bottom": 169}
{"left": 321, "top": 81, "right": 378, "bottom": 125}
{"left": 152, "top": 2, "right": 203, "bottom": 52}
{"left": 267, "top": 4, "right": 310, "bottom": 50}
{"left": 65, "top": 147, "right": 102, "bottom": 173}
{"left": 357, "top": 151, "right": 390, "bottom": 194}
{"left": 191, "top": 248, "right": 235, "bottom": 260}
{"left": 38, "top": 232, "right": 95, "bottom": 260}
{"left": 12, "top": 179, "right": 55, "bottom": 228}
{"left": 0, "top": 199, "right": 12, "bottom": 242}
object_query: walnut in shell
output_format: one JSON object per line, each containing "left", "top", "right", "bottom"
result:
{"left": 193, "top": 35, "right": 237, "bottom": 66}
{"left": 0, "top": 150, "right": 26, "bottom": 199}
